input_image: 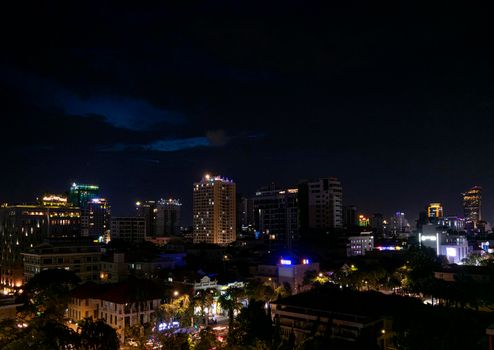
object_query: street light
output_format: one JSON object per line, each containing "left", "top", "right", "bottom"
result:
{"left": 173, "top": 290, "right": 179, "bottom": 297}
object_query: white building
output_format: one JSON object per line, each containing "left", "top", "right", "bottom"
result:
{"left": 68, "top": 280, "right": 162, "bottom": 343}
{"left": 347, "top": 233, "right": 374, "bottom": 257}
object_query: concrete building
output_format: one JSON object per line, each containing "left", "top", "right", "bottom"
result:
{"left": 271, "top": 289, "right": 393, "bottom": 348}
{"left": 156, "top": 198, "right": 181, "bottom": 236}
{"left": 81, "top": 198, "right": 111, "bottom": 239}
{"left": 299, "top": 177, "right": 343, "bottom": 232}
{"left": 347, "top": 233, "right": 374, "bottom": 257}
{"left": 252, "top": 257, "right": 319, "bottom": 295}
{"left": 68, "top": 280, "right": 162, "bottom": 343}
{"left": 193, "top": 175, "right": 236, "bottom": 245}
{"left": 419, "top": 225, "right": 469, "bottom": 264}
{"left": 136, "top": 200, "right": 157, "bottom": 237}
{"left": 252, "top": 184, "right": 298, "bottom": 249}
{"left": 22, "top": 241, "right": 101, "bottom": 282}
{"left": 427, "top": 202, "right": 444, "bottom": 223}
{"left": 0, "top": 202, "right": 81, "bottom": 291}
{"left": 110, "top": 217, "right": 146, "bottom": 242}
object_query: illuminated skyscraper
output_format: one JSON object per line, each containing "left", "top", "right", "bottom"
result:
{"left": 463, "top": 186, "right": 482, "bottom": 231}
{"left": 68, "top": 183, "right": 100, "bottom": 207}
{"left": 427, "top": 202, "right": 444, "bottom": 223}
{"left": 193, "top": 175, "right": 236, "bottom": 245}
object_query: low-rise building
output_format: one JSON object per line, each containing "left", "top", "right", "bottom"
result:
{"left": 347, "top": 233, "right": 374, "bottom": 257}
{"left": 271, "top": 289, "right": 396, "bottom": 349}
{"left": 111, "top": 217, "right": 146, "bottom": 242}
{"left": 22, "top": 242, "right": 101, "bottom": 282}
{"left": 68, "top": 279, "right": 163, "bottom": 343}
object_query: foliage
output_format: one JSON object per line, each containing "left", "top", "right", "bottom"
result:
{"left": 78, "top": 317, "right": 120, "bottom": 350}
{"left": 20, "top": 269, "right": 81, "bottom": 321}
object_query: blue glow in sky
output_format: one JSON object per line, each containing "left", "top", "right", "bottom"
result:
{"left": 62, "top": 96, "right": 183, "bottom": 130}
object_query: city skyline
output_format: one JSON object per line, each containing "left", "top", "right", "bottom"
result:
{"left": 0, "top": 176, "right": 485, "bottom": 226}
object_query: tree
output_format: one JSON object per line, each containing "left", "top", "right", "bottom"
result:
{"left": 78, "top": 317, "right": 120, "bottom": 350}
{"left": 229, "top": 299, "right": 273, "bottom": 347}
{"left": 20, "top": 269, "right": 81, "bottom": 321}
{"left": 194, "top": 327, "right": 221, "bottom": 350}
{"left": 218, "top": 287, "right": 244, "bottom": 345}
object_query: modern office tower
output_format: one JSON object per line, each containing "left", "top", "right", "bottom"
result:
{"left": 0, "top": 202, "right": 81, "bottom": 291}
{"left": 238, "top": 196, "right": 255, "bottom": 228}
{"left": 136, "top": 200, "right": 157, "bottom": 237}
{"left": 193, "top": 174, "right": 236, "bottom": 245}
{"left": 298, "top": 177, "right": 343, "bottom": 232}
{"left": 252, "top": 184, "right": 298, "bottom": 249}
{"left": 427, "top": 202, "right": 444, "bottom": 224}
{"left": 68, "top": 183, "right": 100, "bottom": 207}
{"left": 110, "top": 217, "right": 146, "bottom": 242}
{"left": 370, "top": 213, "right": 385, "bottom": 235}
{"left": 463, "top": 186, "right": 482, "bottom": 232}
{"left": 389, "top": 212, "right": 410, "bottom": 235}
{"left": 81, "top": 198, "right": 111, "bottom": 238}
{"left": 155, "top": 198, "right": 181, "bottom": 236}
{"left": 343, "top": 205, "right": 357, "bottom": 230}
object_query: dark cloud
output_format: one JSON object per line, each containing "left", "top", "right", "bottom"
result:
{"left": 1, "top": 1, "right": 494, "bottom": 223}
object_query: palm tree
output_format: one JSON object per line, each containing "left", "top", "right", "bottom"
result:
{"left": 218, "top": 287, "right": 244, "bottom": 329}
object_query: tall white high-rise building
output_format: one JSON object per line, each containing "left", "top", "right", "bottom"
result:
{"left": 301, "top": 177, "right": 343, "bottom": 230}
{"left": 193, "top": 175, "right": 236, "bottom": 245}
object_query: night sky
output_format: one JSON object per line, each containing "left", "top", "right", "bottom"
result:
{"left": 1, "top": 1, "right": 493, "bottom": 225}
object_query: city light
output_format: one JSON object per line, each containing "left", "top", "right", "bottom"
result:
{"left": 280, "top": 259, "right": 292, "bottom": 265}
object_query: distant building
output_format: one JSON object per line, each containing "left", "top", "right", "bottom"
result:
{"left": 193, "top": 174, "right": 236, "bottom": 245}
{"left": 358, "top": 214, "right": 370, "bottom": 227}
{"left": 343, "top": 205, "right": 358, "bottom": 230}
{"left": 238, "top": 196, "right": 255, "bottom": 228}
{"left": 370, "top": 213, "right": 385, "bottom": 235}
{"left": 156, "top": 198, "right": 181, "bottom": 236}
{"left": 419, "top": 225, "right": 469, "bottom": 264}
{"left": 347, "top": 233, "right": 374, "bottom": 256}
{"left": 136, "top": 200, "right": 157, "bottom": 237}
{"left": 427, "top": 203, "right": 444, "bottom": 224}
{"left": 22, "top": 241, "right": 101, "bottom": 282}
{"left": 81, "top": 198, "right": 111, "bottom": 239}
{"left": 298, "top": 177, "right": 343, "bottom": 232}
{"left": 110, "top": 217, "right": 146, "bottom": 242}
{"left": 68, "top": 183, "right": 100, "bottom": 207}
{"left": 437, "top": 216, "right": 465, "bottom": 232}
{"left": 463, "top": 186, "right": 482, "bottom": 232}
{"left": 389, "top": 212, "right": 410, "bottom": 235}
{"left": 0, "top": 203, "right": 81, "bottom": 291}
{"left": 252, "top": 184, "right": 299, "bottom": 249}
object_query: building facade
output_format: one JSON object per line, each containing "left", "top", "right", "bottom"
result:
{"left": 252, "top": 184, "right": 298, "bottom": 249}
{"left": 193, "top": 175, "right": 236, "bottom": 245}
{"left": 110, "top": 217, "right": 146, "bottom": 242}
{"left": 347, "top": 233, "right": 374, "bottom": 257}
{"left": 463, "top": 186, "right": 482, "bottom": 232}
{"left": 156, "top": 198, "right": 181, "bottom": 236}
{"left": 68, "top": 280, "right": 162, "bottom": 343}
{"left": 299, "top": 177, "right": 343, "bottom": 232}
{"left": 22, "top": 242, "right": 101, "bottom": 282}
{"left": 0, "top": 203, "right": 81, "bottom": 291}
